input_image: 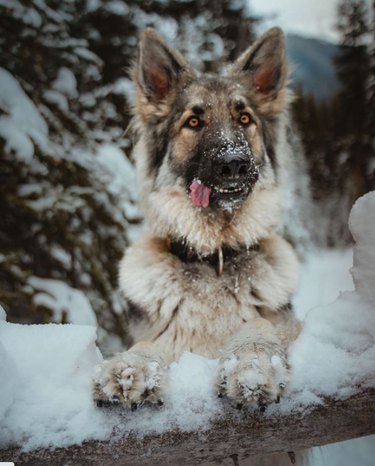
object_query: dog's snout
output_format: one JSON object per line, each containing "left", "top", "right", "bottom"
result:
{"left": 214, "top": 154, "right": 250, "bottom": 180}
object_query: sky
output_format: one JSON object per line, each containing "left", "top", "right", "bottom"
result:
{"left": 249, "top": 0, "right": 371, "bottom": 43}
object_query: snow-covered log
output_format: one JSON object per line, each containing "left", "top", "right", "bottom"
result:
{"left": 1, "top": 389, "right": 375, "bottom": 465}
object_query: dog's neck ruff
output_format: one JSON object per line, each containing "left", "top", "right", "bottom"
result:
{"left": 169, "top": 237, "right": 258, "bottom": 276}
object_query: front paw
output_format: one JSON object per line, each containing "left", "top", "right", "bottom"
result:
{"left": 93, "top": 351, "right": 166, "bottom": 410}
{"left": 217, "top": 343, "right": 289, "bottom": 410}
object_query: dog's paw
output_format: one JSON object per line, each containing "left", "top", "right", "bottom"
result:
{"left": 216, "top": 343, "right": 289, "bottom": 411}
{"left": 93, "top": 351, "right": 166, "bottom": 410}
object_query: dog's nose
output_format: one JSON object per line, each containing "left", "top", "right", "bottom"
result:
{"left": 214, "top": 154, "right": 250, "bottom": 180}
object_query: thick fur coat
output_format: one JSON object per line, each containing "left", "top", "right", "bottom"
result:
{"left": 94, "top": 27, "right": 306, "bottom": 466}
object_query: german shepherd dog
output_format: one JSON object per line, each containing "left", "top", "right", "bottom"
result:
{"left": 94, "top": 27, "right": 305, "bottom": 465}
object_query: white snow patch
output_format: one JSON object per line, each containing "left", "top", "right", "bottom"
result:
{"left": 43, "top": 89, "right": 69, "bottom": 112}
{"left": 96, "top": 143, "right": 140, "bottom": 219}
{"left": 0, "top": 320, "right": 111, "bottom": 450}
{"left": 52, "top": 67, "right": 78, "bottom": 99}
{"left": 0, "top": 304, "right": 6, "bottom": 321}
{"left": 112, "top": 77, "right": 134, "bottom": 102}
{"left": 349, "top": 193, "right": 375, "bottom": 305}
{"left": 0, "top": 67, "right": 49, "bottom": 160}
{"left": 28, "top": 277, "right": 97, "bottom": 326}
{"left": 293, "top": 248, "right": 354, "bottom": 320}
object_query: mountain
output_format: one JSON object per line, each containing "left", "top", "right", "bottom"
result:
{"left": 286, "top": 34, "right": 339, "bottom": 100}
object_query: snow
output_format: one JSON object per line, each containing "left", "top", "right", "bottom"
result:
{"left": 0, "top": 191, "right": 375, "bottom": 456}
{"left": 349, "top": 193, "right": 375, "bottom": 305}
{"left": 28, "top": 277, "right": 97, "bottom": 326}
{"left": 52, "top": 67, "right": 78, "bottom": 98}
{"left": 292, "top": 248, "right": 354, "bottom": 319}
{"left": 43, "top": 89, "right": 69, "bottom": 112}
{"left": 0, "top": 67, "right": 49, "bottom": 160}
{"left": 96, "top": 143, "right": 140, "bottom": 219}
{"left": 0, "top": 321, "right": 110, "bottom": 450}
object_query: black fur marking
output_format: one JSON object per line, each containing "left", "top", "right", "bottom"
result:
{"left": 152, "top": 302, "right": 181, "bottom": 341}
{"left": 279, "top": 302, "right": 292, "bottom": 313}
{"left": 259, "top": 118, "right": 278, "bottom": 170}
{"left": 147, "top": 125, "right": 171, "bottom": 175}
{"left": 127, "top": 299, "right": 148, "bottom": 323}
{"left": 251, "top": 288, "right": 262, "bottom": 302}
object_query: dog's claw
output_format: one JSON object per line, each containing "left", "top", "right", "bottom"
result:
{"left": 279, "top": 382, "right": 286, "bottom": 390}
{"left": 236, "top": 403, "right": 243, "bottom": 410}
{"left": 112, "top": 395, "right": 120, "bottom": 404}
{"left": 96, "top": 400, "right": 104, "bottom": 408}
{"left": 157, "top": 399, "right": 164, "bottom": 406}
{"left": 275, "top": 395, "right": 280, "bottom": 403}
{"left": 131, "top": 402, "right": 138, "bottom": 411}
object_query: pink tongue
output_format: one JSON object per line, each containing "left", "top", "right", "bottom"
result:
{"left": 190, "top": 180, "right": 212, "bottom": 208}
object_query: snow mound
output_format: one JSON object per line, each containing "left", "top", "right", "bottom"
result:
{"left": 349, "top": 193, "right": 375, "bottom": 305}
{"left": 0, "top": 322, "right": 110, "bottom": 450}
{"left": 287, "top": 191, "right": 375, "bottom": 405}
{"left": 0, "top": 191, "right": 374, "bottom": 451}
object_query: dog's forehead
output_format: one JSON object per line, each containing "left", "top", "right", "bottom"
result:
{"left": 182, "top": 78, "right": 249, "bottom": 111}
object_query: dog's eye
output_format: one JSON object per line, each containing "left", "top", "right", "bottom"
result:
{"left": 185, "top": 116, "right": 203, "bottom": 130}
{"left": 239, "top": 113, "right": 252, "bottom": 126}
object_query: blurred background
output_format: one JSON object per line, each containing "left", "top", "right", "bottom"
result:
{"left": 0, "top": 0, "right": 374, "bottom": 349}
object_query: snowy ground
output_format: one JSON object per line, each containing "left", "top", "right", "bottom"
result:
{"left": 0, "top": 193, "right": 375, "bottom": 463}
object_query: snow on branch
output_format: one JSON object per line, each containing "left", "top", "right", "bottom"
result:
{"left": 1, "top": 192, "right": 375, "bottom": 462}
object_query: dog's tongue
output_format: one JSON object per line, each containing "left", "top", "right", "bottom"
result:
{"left": 190, "top": 180, "right": 212, "bottom": 208}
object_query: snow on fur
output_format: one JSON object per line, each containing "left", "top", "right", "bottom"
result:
{"left": 0, "top": 192, "right": 375, "bottom": 453}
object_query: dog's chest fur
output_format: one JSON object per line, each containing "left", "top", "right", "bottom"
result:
{"left": 119, "top": 234, "right": 298, "bottom": 361}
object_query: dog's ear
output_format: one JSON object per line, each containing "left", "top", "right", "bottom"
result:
{"left": 231, "top": 28, "right": 287, "bottom": 99}
{"left": 136, "top": 28, "right": 191, "bottom": 103}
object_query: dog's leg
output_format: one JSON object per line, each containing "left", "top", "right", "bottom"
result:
{"left": 93, "top": 341, "right": 167, "bottom": 409}
{"left": 216, "top": 317, "right": 297, "bottom": 410}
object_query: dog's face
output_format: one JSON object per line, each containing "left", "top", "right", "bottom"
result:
{"left": 163, "top": 79, "right": 261, "bottom": 210}
{"left": 132, "top": 28, "right": 287, "bottom": 213}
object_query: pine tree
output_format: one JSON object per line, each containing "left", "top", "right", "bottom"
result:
{"left": 334, "top": 0, "right": 371, "bottom": 202}
{"left": 0, "top": 0, "right": 256, "bottom": 349}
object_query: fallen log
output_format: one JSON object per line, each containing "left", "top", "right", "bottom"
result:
{"left": 1, "top": 388, "right": 375, "bottom": 466}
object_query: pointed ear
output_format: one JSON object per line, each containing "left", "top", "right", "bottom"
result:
{"left": 231, "top": 28, "right": 287, "bottom": 99}
{"left": 136, "top": 28, "right": 192, "bottom": 103}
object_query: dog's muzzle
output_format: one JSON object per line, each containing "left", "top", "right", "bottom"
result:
{"left": 188, "top": 140, "right": 259, "bottom": 210}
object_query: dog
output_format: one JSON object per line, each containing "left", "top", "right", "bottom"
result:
{"left": 94, "top": 27, "right": 305, "bottom": 465}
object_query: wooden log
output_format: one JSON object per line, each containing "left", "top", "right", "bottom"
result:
{"left": 1, "top": 388, "right": 375, "bottom": 466}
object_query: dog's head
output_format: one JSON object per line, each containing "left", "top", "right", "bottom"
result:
{"left": 131, "top": 28, "right": 290, "bottom": 250}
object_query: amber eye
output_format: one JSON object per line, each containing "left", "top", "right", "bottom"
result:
{"left": 185, "top": 116, "right": 202, "bottom": 129}
{"left": 239, "top": 113, "right": 252, "bottom": 126}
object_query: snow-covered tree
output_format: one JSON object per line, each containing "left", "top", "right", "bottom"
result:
{"left": 0, "top": 0, "right": 256, "bottom": 347}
